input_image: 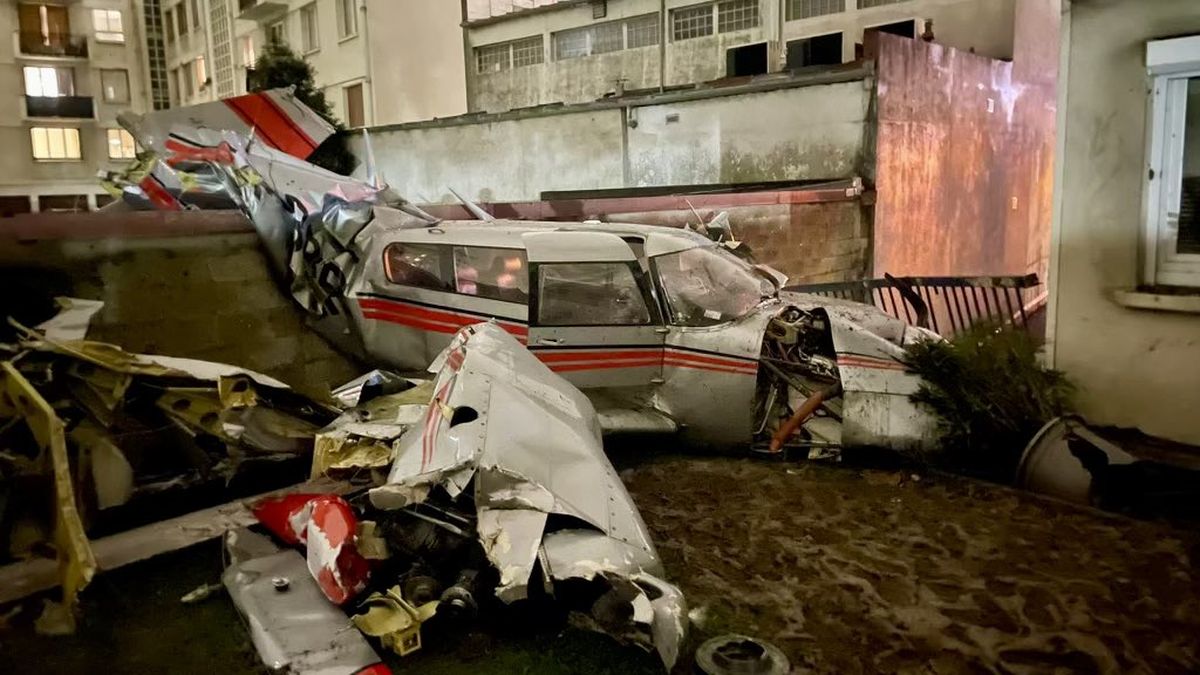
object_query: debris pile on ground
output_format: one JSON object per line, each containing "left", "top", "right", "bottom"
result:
{"left": 0, "top": 299, "right": 339, "bottom": 632}
{"left": 223, "top": 323, "right": 686, "bottom": 673}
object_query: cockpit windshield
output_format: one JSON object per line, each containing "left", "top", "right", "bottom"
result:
{"left": 653, "top": 245, "right": 777, "bottom": 327}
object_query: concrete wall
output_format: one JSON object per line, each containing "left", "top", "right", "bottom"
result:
{"left": 870, "top": 20, "right": 1057, "bottom": 280}
{"left": 0, "top": 211, "right": 361, "bottom": 397}
{"left": 1047, "top": 0, "right": 1200, "bottom": 445}
{"left": 0, "top": 0, "right": 152, "bottom": 208}
{"left": 352, "top": 72, "right": 869, "bottom": 204}
{"left": 465, "top": 0, "right": 1018, "bottom": 112}
{"left": 626, "top": 79, "right": 868, "bottom": 186}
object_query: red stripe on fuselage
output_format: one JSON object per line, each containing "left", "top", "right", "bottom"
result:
{"left": 357, "top": 296, "right": 528, "bottom": 339}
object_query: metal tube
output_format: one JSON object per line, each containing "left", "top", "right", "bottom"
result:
{"left": 769, "top": 383, "right": 843, "bottom": 453}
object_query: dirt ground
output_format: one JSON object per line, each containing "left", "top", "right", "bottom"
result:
{"left": 621, "top": 455, "right": 1200, "bottom": 674}
{"left": 3, "top": 454, "right": 1199, "bottom": 674}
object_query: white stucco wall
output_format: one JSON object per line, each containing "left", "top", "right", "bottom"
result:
{"left": 1048, "top": 0, "right": 1200, "bottom": 445}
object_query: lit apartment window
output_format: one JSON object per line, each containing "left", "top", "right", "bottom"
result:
{"left": 268, "top": 20, "right": 285, "bottom": 45}
{"left": 107, "top": 128, "right": 136, "bottom": 159}
{"left": 93, "top": 9, "right": 125, "bottom": 43}
{"left": 717, "top": 0, "right": 760, "bottom": 33}
{"left": 240, "top": 36, "right": 256, "bottom": 67}
{"left": 1144, "top": 37, "right": 1200, "bottom": 286}
{"left": 191, "top": 0, "right": 201, "bottom": 28}
{"left": 553, "top": 14, "right": 659, "bottom": 60}
{"left": 195, "top": 55, "right": 207, "bottom": 88}
{"left": 23, "top": 66, "right": 74, "bottom": 97}
{"left": 300, "top": 3, "right": 319, "bottom": 53}
{"left": 475, "top": 36, "right": 544, "bottom": 73}
{"left": 30, "top": 127, "right": 82, "bottom": 160}
{"left": 672, "top": 4, "right": 713, "bottom": 41}
{"left": 858, "top": 0, "right": 905, "bottom": 7}
{"left": 337, "top": 0, "right": 357, "bottom": 39}
{"left": 101, "top": 69, "right": 130, "bottom": 102}
{"left": 787, "top": 0, "right": 845, "bottom": 21}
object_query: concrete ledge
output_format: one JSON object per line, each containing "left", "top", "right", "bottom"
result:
{"left": 1112, "top": 288, "right": 1200, "bottom": 314}
{"left": 0, "top": 210, "right": 253, "bottom": 242}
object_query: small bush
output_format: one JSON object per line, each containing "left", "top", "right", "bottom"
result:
{"left": 903, "top": 323, "right": 1073, "bottom": 481}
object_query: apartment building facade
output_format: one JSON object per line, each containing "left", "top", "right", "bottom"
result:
{"left": 464, "top": 0, "right": 1018, "bottom": 112}
{"left": 162, "top": 0, "right": 466, "bottom": 128}
{"left": 0, "top": 0, "right": 154, "bottom": 214}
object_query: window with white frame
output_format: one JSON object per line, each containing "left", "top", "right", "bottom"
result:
{"left": 475, "top": 36, "right": 544, "bottom": 73}
{"left": 717, "top": 0, "right": 759, "bottom": 33}
{"left": 672, "top": 4, "right": 713, "bottom": 41}
{"left": 194, "top": 55, "right": 207, "bottom": 89}
{"left": 92, "top": 9, "right": 125, "bottom": 43}
{"left": 337, "top": 0, "right": 357, "bottom": 39}
{"left": 107, "top": 128, "right": 136, "bottom": 159}
{"left": 300, "top": 3, "right": 319, "bottom": 53}
{"left": 30, "top": 127, "right": 81, "bottom": 160}
{"left": 553, "top": 13, "right": 659, "bottom": 60}
{"left": 787, "top": 0, "right": 844, "bottom": 21}
{"left": 23, "top": 66, "right": 74, "bottom": 97}
{"left": 673, "top": 1, "right": 758, "bottom": 41}
{"left": 1144, "top": 35, "right": 1200, "bottom": 287}
{"left": 190, "top": 0, "right": 200, "bottom": 28}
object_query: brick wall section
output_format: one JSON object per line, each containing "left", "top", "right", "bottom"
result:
{"left": 0, "top": 213, "right": 361, "bottom": 398}
{"left": 605, "top": 200, "right": 871, "bottom": 284}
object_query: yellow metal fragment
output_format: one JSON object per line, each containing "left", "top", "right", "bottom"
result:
{"left": 351, "top": 586, "right": 438, "bottom": 657}
{"left": 1, "top": 362, "right": 96, "bottom": 632}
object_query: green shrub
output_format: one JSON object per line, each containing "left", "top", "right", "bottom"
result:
{"left": 903, "top": 323, "right": 1073, "bottom": 481}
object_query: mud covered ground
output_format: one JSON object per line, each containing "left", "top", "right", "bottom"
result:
{"left": 4, "top": 454, "right": 1200, "bottom": 674}
{"left": 621, "top": 455, "right": 1200, "bottom": 674}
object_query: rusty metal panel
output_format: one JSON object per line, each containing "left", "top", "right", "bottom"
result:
{"left": 870, "top": 26, "right": 1058, "bottom": 281}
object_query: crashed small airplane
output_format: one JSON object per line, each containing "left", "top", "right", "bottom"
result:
{"left": 113, "top": 89, "right": 943, "bottom": 457}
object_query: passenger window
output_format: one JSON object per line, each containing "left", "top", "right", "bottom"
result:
{"left": 537, "top": 262, "right": 651, "bottom": 326}
{"left": 383, "top": 243, "right": 451, "bottom": 291}
{"left": 453, "top": 246, "right": 529, "bottom": 304}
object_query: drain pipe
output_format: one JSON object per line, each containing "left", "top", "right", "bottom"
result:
{"left": 362, "top": 0, "right": 376, "bottom": 124}
{"left": 658, "top": 0, "right": 666, "bottom": 91}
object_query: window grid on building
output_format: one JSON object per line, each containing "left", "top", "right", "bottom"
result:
{"left": 477, "top": 36, "right": 544, "bottom": 73}
{"left": 626, "top": 14, "right": 659, "bottom": 48}
{"left": 511, "top": 36, "right": 545, "bottom": 67}
{"left": 92, "top": 9, "right": 125, "bottom": 42}
{"left": 787, "top": 0, "right": 844, "bottom": 21}
{"left": 858, "top": 0, "right": 905, "bottom": 8}
{"left": 717, "top": 0, "right": 760, "bottom": 32}
{"left": 210, "top": 0, "right": 235, "bottom": 98}
{"left": 553, "top": 14, "right": 659, "bottom": 61}
{"left": 144, "top": 0, "right": 169, "bottom": 109}
{"left": 672, "top": 4, "right": 713, "bottom": 41}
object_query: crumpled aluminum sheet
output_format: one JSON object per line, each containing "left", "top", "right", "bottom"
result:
{"left": 369, "top": 322, "right": 685, "bottom": 669}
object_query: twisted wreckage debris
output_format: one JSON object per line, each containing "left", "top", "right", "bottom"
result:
{"left": 0, "top": 301, "right": 685, "bottom": 670}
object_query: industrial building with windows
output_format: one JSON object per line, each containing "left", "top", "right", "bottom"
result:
{"left": 463, "top": 0, "right": 1019, "bottom": 112}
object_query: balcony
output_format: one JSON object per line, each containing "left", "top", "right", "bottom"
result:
{"left": 237, "top": 0, "right": 286, "bottom": 22}
{"left": 25, "top": 95, "right": 94, "bottom": 119}
{"left": 16, "top": 31, "right": 89, "bottom": 59}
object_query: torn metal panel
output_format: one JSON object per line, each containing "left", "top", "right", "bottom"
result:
{"left": 368, "top": 323, "right": 684, "bottom": 668}
{"left": 34, "top": 298, "right": 103, "bottom": 341}
{"left": 221, "top": 527, "right": 386, "bottom": 675}
{"left": 69, "top": 420, "right": 134, "bottom": 510}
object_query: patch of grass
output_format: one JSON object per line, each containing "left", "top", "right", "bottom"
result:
{"left": 903, "top": 324, "right": 1073, "bottom": 482}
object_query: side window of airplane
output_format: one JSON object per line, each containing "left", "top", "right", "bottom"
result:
{"left": 537, "top": 262, "right": 651, "bottom": 326}
{"left": 382, "top": 243, "right": 453, "bottom": 292}
{"left": 452, "top": 246, "right": 529, "bottom": 304}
